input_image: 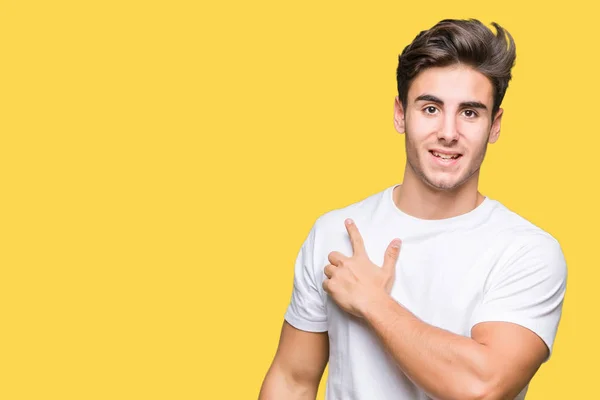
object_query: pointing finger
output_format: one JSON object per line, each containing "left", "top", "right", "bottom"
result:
{"left": 345, "top": 218, "right": 366, "bottom": 257}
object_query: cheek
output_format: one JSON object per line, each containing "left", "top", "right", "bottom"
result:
{"left": 406, "top": 114, "right": 438, "bottom": 141}
{"left": 458, "top": 122, "right": 490, "bottom": 147}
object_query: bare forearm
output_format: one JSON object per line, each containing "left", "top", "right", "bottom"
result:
{"left": 259, "top": 366, "right": 320, "bottom": 400}
{"left": 362, "top": 294, "right": 493, "bottom": 400}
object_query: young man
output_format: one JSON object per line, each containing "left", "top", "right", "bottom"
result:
{"left": 259, "top": 19, "right": 567, "bottom": 400}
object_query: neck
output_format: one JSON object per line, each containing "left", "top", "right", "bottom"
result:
{"left": 394, "top": 165, "right": 485, "bottom": 220}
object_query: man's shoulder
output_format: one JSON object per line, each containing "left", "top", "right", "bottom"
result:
{"left": 487, "top": 200, "right": 565, "bottom": 267}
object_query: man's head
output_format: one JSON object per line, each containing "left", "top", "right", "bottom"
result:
{"left": 394, "top": 19, "right": 516, "bottom": 192}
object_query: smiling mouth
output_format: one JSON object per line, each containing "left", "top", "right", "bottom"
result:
{"left": 429, "top": 150, "right": 462, "bottom": 160}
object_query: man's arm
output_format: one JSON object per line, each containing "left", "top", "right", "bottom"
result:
{"left": 323, "top": 218, "right": 566, "bottom": 400}
{"left": 362, "top": 294, "right": 546, "bottom": 400}
{"left": 259, "top": 321, "right": 329, "bottom": 400}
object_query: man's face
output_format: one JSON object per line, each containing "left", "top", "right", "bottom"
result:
{"left": 394, "top": 64, "right": 503, "bottom": 191}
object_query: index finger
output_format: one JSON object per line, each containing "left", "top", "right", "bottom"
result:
{"left": 345, "top": 218, "right": 366, "bottom": 257}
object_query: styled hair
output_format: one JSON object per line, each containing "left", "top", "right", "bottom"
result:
{"left": 396, "top": 19, "right": 516, "bottom": 117}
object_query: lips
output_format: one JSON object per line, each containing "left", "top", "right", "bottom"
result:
{"left": 429, "top": 150, "right": 462, "bottom": 165}
{"left": 430, "top": 150, "right": 461, "bottom": 160}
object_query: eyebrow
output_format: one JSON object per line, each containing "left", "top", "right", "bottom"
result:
{"left": 415, "top": 94, "right": 488, "bottom": 110}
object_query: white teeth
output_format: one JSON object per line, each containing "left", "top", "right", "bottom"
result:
{"left": 432, "top": 151, "right": 459, "bottom": 160}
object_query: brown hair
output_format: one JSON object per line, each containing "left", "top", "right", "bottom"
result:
{"left": 396, "top": 19, "right": 516, "bottom": 117}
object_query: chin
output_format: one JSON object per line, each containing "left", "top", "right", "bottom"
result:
{"left": 427, "top": 180, "right": 461, "bottom": 191}
{"left": 408, "top": 155, "right": 477, "bottom": 192}
{"left": 422, "top": 172, "right": 465, "bottom": 191}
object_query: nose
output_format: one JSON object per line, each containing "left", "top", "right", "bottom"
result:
{"left": 437, "top": 114, "right": 460, "bottom": 143}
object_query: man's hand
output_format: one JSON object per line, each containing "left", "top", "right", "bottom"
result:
{"left": 322, "top": 218, "right": 402, "bottom": 318}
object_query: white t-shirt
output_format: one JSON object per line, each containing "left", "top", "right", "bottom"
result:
{"left": 284, "top": 183, "right": 567, "bottom": 400}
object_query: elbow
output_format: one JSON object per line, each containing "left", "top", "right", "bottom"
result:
{"left": 465, "top": 385, "right": 493, "bottom": 400}
{"left": 445, "top": 369, "right": 502, "bottom": 400}
{"left": 433, "top": 379, "right": 495, "bottom": 400}
{"left": 460, "top": 377, "right": 503, "bottom": 400}
{"left": 444, "top": 383, "right": 489, "bottom": 400}
{"left": 426, "top": 371, "right": 514, "bottom": 400}
{"left": 459, "top": 353, "right": 504, "bottom": 400}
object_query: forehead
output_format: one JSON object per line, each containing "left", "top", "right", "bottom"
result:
{"left": 408, "top": 64, "right": 494, "bottom": 106}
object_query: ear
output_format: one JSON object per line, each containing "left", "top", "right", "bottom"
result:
{"left": 394, "top": 96, "right": 406, "bottom": 134}
{"left": 488, "top": 108, "right": 503, "bottom": 144}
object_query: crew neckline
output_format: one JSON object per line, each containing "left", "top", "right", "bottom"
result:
{"left": 385, "top": 183, "right": 495, "bottom": 229}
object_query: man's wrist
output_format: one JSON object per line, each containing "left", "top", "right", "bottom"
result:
{"left": 358, "top": 289, "right": 394, "bottom": 320}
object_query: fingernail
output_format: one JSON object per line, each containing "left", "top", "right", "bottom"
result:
{"left": 345, "top": 218, "right": 353, "bottom": 225}
{"left": 391, "top": 239, "right": 401, "bottom": 248}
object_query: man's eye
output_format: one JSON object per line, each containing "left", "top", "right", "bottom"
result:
{"left": 463, "top": 109, "right": 478, "bottom": 118}
{"left": 424, "top": 106, "right": 438, "bottom": 114}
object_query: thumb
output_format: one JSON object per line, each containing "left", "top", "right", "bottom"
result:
{"left": 382, "top": 239, "right": 402, "bottom": 273}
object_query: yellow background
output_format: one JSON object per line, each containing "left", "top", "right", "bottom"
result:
{"left": 0, "top": 0, "right": 595, "bottom": 398}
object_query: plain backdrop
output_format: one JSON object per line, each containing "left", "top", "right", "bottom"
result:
{"left": 0, "top": 0, "right": 596, "bottom": 398}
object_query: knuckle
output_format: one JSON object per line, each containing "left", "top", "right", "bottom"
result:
{"left": 328, "top": 251, "right": 337, "bottom": 263}
{"left": 326, "top": 279, "right": 336, "bottom": 291}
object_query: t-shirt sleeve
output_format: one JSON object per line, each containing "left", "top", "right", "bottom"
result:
{"left": 469, "top": 235, "right": 567, "bottom": 361}
{"left": 284, "top": 220, "right": 328, "bottom": 332}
